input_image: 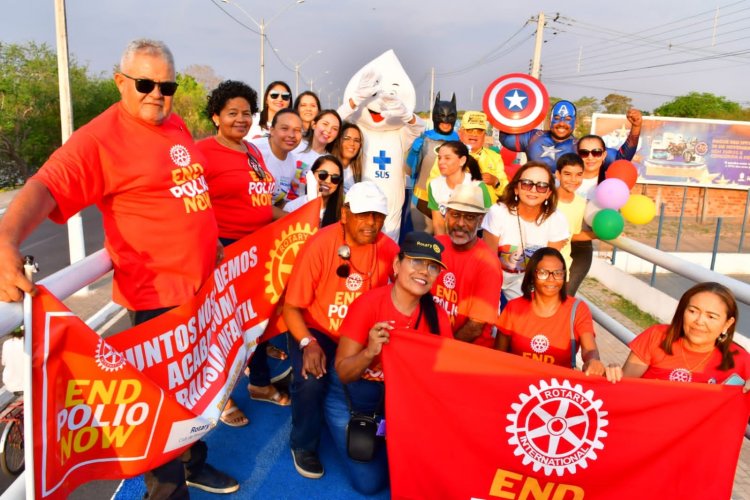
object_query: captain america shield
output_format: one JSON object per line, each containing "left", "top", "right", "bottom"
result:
{"left": 482, "top": 73, "right": 549, "bottom": 134}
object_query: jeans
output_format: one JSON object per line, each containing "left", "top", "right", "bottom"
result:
{"left": 568, "top": 241, "right": 593, "bottom": 296}
{"left": 289, "top": 329, "right": 337, "bottom": 452}
{"left": 131, "top": 307, "right": 208, "bottom": 500}
{"left": 324, "top": 369, "right": 388, "bottom": 494}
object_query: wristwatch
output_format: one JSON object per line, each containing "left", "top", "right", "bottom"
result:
{"left": 299, "top": 337, "right": 317, "bottom": 350}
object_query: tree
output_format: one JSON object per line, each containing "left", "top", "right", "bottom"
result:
{"left": 172, "top": 73, "right": 213, "bottom": 139}
{"left": 601, "top": 93, "right": 632, "bottom": 114}
{"left": 183, "top": 64, "right": 222, "bottom": 92}
{"left": 0, "top": 41, "right": 118, "bottom": 186}
{"left": 573, "top": 96, "right": 599, "bottom": 136}
{"left": 653, "top": 92, "right": 742, "bottom": 119}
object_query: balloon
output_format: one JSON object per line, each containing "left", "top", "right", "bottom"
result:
{"left": 621, "top": 194, "right": 657, "bottom": 225}
{"left": 583, "top": 199, "right": 603, "bottom": 226}
{"left": 606, "top": 159, "right": 638, "bottom": 190}
{"left": 592, "top": 209, "right": 624, "bottom": 240}
{"left": 594, "top": 178, "right": 630, "bottom": 210}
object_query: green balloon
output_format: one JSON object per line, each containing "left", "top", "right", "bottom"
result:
{"left": 592, "top": 209, "right": 624, "bottom": 240}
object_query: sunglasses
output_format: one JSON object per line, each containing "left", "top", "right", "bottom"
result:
{"left": 535, "top": 268, "right": 566, "bottom": 281}
{"left": 120, "top": 72, "right": 178, "bottom": 96}
{"left": 578, "top": 148, "right": 604, "bottom": 158}
{"left": 336, "top": 244, "right": 352, "bottom": 278}
{"left": 246, "top": 151, "right": 266, "bottom": 180}
{"left": 404, "top": 257, "right": 442, "bottom": 277}
{"left": 316, "top": 170, "right": 342, "bottom": 185}
{"left": 269, "top": 92, "right": 291, "bottom": 101}
{"left": 518, "top": 179, "right": 550, "bottom": 194}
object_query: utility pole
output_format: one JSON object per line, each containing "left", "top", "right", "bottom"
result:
{"left": 530, "top": 12, "right": 545, "bottom": 79}
{"left": 54, "top": 0, "right": 87, "bottom": 290}
{"left": 429, "top": 67, "right": 435, "bottom": 124}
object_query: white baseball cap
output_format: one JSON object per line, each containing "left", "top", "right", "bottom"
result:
{"left": 344, "top": 181, "right": 388, "bottom": 215}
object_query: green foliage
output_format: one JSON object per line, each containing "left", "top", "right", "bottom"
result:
{"left": 0, "top": 41, "right": 118, "bottom": 186}
{"left": 173, "top": 73, "right": 213, "bottom": 139}
{"left": 601, "top": 93, "right": 632, "bottom": 114}
{"left": 653, "top": 92, "right": 743, "bottom": 119}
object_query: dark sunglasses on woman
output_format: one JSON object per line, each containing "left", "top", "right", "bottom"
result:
{"left": 316, "top": 170, "right": 342, "bottom": 185}
{"left": 518, "top": 179, "right": 550, "bottom": 194}
{"left": 269, "top": 92, "right": 291, "bottom": 101}
{"left": 120, "top": 73, "right": 179, "bottom": 96}
{"left": 578, "top": 148, "right": 604, "bottom": 158}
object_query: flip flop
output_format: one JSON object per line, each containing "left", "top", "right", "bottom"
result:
{"left": 220, "top": 403, "right": 249, "bottom": 427}
{"left": 248, "top": 384, "right": 291, "bottom": 406}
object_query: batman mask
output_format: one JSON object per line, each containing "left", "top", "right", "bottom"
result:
{"left": 432, "top": 92, "right": 457, "bottom": 135}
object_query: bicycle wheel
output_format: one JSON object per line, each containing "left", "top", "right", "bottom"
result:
{"left": 0, "top": 419, "right": 24, "bottom": 476}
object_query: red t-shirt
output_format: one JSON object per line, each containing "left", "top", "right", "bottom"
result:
{"left": 197, "top": 138, "right": 275, "bottom": 240}
{"left": 32, "top": 103, "right": 218, "bottom": 310}
{"left": 432, "top": 236, "right": 502, "bottom": 347}
{"left": 341, "top": 284, "right": 453, "bottom": 381}
{"left": 285, "top": 223, "right": 399, "bottom": 340}
{"left": 497, "top": 295, "right": 594, "bottom": 368}
{"left": 629, "top": 324, "right": 750, "bottom": 384}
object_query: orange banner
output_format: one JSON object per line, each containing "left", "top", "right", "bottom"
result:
{"left": 383, "top": 330, "right": 750, "bottom": 500}
{"left": 31, "top": 199, "right": 320, "bottom": 498}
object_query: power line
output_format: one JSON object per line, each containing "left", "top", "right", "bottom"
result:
{"left": 208, "top": 0, "right": 261, "bottom": 35}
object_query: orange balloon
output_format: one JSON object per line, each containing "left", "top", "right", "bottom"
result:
{"left": 605, "top": 160, "right": 638, "bottom": 190}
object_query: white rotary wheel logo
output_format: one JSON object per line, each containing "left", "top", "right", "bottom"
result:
{"left": 530, "top": 334, "right": 549, "bottom": 353}
{"left": 345, "top": 273, "right": 364, "bottom": 291}
{"left": 506, "top": 379, "right": 608, "bottom": 476}
{"left": 170, "top": 145, "right": 192, "bottom": 167}
{"left": 669, "top": 368, "right": 692, "bottom": 383}
{"left": 442, "top": 272, "right": 456, "bottom": 290}
{"left": 95, "top": 338, "right": 126, "bottom": 372}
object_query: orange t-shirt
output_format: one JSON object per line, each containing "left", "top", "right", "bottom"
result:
{"left": 197, "top": 138, "right": 275, "bottom": 240}
{"left": 341, "top": 284, "right": 453, "bottom": 381}
{"left": 285, "top": 223, "right": 399, "bottom": 340}
{"left": 432, "top": 236, "right": 502, "bottom": 347}
{"left": 497, "top": 296, "right": 594, "bottom": 368}
{"left": 33, "top": 103, "right": 218, "bottom": 310}
{"left": 629, "top": 324, "right": 750, "bottom": 384}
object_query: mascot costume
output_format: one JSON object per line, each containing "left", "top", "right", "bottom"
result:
{"left": 499, "top": 100, "right": 641, "bottom": 174}
{"left": 407, "top": 92, "right": 458, "bottom": 232}
{"left": 338, "top": 50, "right": 424, "bottom": 241}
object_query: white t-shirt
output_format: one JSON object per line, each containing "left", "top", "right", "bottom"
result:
{"left": 244, "top": 112, "right": 266, "bottom": 141}
{"left": 2, "top": 337, "right": 23, "bottom": 393}
{"left": 576, "top": 177, "right": 599, "bottom": 200}
{"left": 427, "top": 172, "right": 475, "bottom": 212}
{"left": 342, "top": 165, "right": 356, "bottom": 194}
{"left": 251, "top": 137, "right": 299, "bottom": 204}
{"left": 481, "top": 202, "right": 570, "bottom": 274}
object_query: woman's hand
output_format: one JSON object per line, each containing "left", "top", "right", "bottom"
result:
{"left": 604, "top": 364, "right": 623, "bottom": 383}
{"left": 582, "top": 358, "right": 605, "bottom": 376}
{"left": 366, "top": 321, "right": 394, "bottom": 358}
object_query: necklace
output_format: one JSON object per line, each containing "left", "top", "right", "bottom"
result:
{"left": 679, "top": 338, "right": 715, "bottom": 373}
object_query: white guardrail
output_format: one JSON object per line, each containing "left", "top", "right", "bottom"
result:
{"left": 0, "top": 238, "right": 748, "bottom": 498}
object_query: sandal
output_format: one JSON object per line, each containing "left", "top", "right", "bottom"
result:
{"left": 248, "top": 384, "right": 291, "bottom": 406}
{"left": 220, "top": 400, "right": 249, "bottom": 427}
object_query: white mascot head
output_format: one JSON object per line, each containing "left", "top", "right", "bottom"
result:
{"left": 343, "top": 50, "right": 416, "bottom": 132}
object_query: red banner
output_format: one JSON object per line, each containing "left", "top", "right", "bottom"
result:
{"left": 31, "top": 200, "right": 320, "bottom": 498}
{"left": 383, "top": 331, "right": 750, "bottom": 500}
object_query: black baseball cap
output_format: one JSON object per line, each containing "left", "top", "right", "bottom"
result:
{"left": 400, "top": 231, "right": 447, "bottom": 269}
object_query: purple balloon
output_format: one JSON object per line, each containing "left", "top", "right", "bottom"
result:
{"left": 594, "top": 178, "right": 630, "bottom": 210}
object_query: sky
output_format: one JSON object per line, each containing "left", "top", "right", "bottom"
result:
{"left": 3, "top": 0, "right": 750, "bottom": 113}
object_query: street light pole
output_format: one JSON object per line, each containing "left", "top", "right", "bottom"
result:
{"left": 293, "top": 49, "right": 322, "bottom": 95}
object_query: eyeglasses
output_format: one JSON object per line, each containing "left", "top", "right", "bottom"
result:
{"left": 269, "top": 92, "right": 291, "bottom": 101}
{"left": 342, "top": 135, "right": 362, "bottom": 144}
{"left": 464, "top": 129, "right": 485, "bottom": 136}
{"left": 246, "top": 151, "right": 266, "bottom": 180}
{"left": 446, "top": 210, "right": 480, "bottom": 224}
{"left": 404, "top": 257, "right": 442, "bottom": 277}
{"left": 578, "top": 148, "right": 604, "bottom": 158}
{"left": 535, "top": 268, "right": 565, "bottom": 281}
{"left": 315, "top": 170, "right": 342, "bottom": 185}
{"left": 120, "top": 72, "right": 178, "bottom": 96}
{"left": 518, "top": 179, "right": 551, "bottom": 194}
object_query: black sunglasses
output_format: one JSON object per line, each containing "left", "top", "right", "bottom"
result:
{"left": 120, "top": 72, "right": 178, "bottom": 96}
{"left": 269, "top": 91, "right": 291, "bottom": 101}
{"left": 246, "top": 151, "right": 266, "bottom": 180}
{"left": 336, "top": 244, "right": 351, "bottom": 278}
{"left": 518, "top": 179, "right": 551, "bottom": 194}
{"left": 316, "top": 170, "right": 342, "bottom": 185}
{"left": 578, "top": 148, "right": 604, "bottom": 158}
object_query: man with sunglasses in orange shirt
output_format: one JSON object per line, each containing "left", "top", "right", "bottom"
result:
{"left": 499, "top": 100, "right": 643, "bottom": 174}
{"left": 0, "top": 39, "right": 237, "bottom": 498}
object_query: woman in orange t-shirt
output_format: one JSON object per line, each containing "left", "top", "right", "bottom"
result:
{"left": 605, "top": 282, "right": 750, "bottom": 387}
{"left": 496, "top": 247, "right": 606, "bottom": 375}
